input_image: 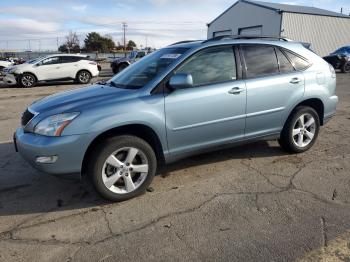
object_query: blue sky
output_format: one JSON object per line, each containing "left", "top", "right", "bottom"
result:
{"left": 0, "top": 0, "right": 349, "bottom": 51}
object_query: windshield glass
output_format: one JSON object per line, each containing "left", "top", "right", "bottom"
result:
{"left": 110, "top": 47, "right": 189, "bottom": 89}
{"left": 26, "top": 58, "right": 41, "bottom": 64}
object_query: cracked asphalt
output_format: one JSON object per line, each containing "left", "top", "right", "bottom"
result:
{"left": 0, "top": 66, "right": 349, "bottom": 262}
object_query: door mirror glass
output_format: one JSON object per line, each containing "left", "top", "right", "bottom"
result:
{"left": 169, "top": 73, "right": 193, "bottom": 89}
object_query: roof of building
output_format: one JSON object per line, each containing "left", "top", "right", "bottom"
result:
{"left": 209, "top": 0, "right": 350, "bottom": 25}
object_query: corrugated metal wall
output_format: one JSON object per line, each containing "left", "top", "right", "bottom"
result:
{"left": 282, "top": 12, "right": 350, "bottom": 56}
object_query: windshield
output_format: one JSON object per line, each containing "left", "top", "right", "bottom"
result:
{"left": 26, "top": 58, "right": 42, "bottom": 64}
{"left": 128, "top": 51, "right": 137, "bottom": 59}
{"left": 110, "top": 47, "right": 189, "bottom": 89}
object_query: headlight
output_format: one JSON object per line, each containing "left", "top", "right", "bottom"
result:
{"left": 34, "top": 112, "right": 80, "bottom": 136}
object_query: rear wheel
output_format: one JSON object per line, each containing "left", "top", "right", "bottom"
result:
{"left": 341, "top": 61, "right": 350, "bottom": 73}
{"left": 19, "top": 73, "right": 36, "bottom": 88}
{"left": 279, "top": 106, "right": 320, "bottom": 153}
{"left": 76, "top": 70, "right": 91, "bottom": 84}
{"left": 88, "top": 135, "right": 157, "bottom": 202}
{"left": 118, "top": 63, "right": 128, "bottom": 73}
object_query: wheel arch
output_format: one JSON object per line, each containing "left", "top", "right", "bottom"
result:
{"left": 22, "top": 72, "right": 38, "bottom": 81}
{"left": 81, "top": 124, "right": 166, "bottom": 176}
{"left": 76, "top": 69, "right": 92, "bottom": 79}
{"left": 287, "top": 98, "right": 325, "bottom": 126}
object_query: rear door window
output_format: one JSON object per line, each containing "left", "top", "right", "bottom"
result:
{"left": 61, "top": 56, "right": 81, "bottom": 63}
{"left": 241, "top": 45, "right": 279, "bottom": 78}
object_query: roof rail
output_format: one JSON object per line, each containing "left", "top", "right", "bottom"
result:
{"left": 169, "top": 40, "right": 198, "bottom": 46}
{"left": 203, "top": 35, "right": 291, "bottom": 43}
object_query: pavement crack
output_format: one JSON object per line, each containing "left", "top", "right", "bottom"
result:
{"left": 320, "top": 217, "right": 328, "bottom": 249}
{"left": 101, "top": 208, "right": 113, "bottom": 235}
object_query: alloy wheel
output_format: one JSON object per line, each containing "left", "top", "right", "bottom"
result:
{"left": 79, "top": 72, "right": 90, "bottom": 83}
{"left": 292, "top": 113, "right": 316, "bottom": 148}
{"left": 21, "top": 75, "right": 35, "bottom": 87}
{"left": 102, "top": 147, "right": 149, "bottom": 194}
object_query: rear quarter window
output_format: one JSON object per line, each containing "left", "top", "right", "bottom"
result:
{"left": 283, "top": 50, "right": 311, "bottom": 71}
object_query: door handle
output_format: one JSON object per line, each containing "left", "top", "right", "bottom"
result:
{"left": 290, "top": 78, "right": 301, "bottom": 84}
{"left": 228, "top": 87, "right": 245, "bottom": 95}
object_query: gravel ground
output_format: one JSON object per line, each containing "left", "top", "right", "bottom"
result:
{"left": 0, "top": 65, "right": 349, "bottom": 261}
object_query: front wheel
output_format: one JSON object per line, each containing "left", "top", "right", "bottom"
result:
{"left": 279, "top": 106, "right": 320, "bottom": 153}
{"left": 341, "top": 61, "right": 350, "bottom": 73}
{"left": 19, "top": 73, "right": 36, "bottom": 88}
{"left": 88, "top": 135, "right": 157, "bottom": 202}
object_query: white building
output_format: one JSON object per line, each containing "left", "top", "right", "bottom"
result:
{"left": 207, "top": 0, "right": 350, "bottom": 56}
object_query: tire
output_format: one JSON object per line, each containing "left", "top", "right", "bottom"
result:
{"left": 88, "top": 135, "right": 157, "bottom": 202}
{"left": 117, "top": 63, "right": 128, "bottom": 73}
{"left": 279, "top": 106, "right": 320, "bottom": 153}
{"left": 340, "top": 61, "right": 350, "bottom": 73}
{"left": 76, "top": 70, "right": 92, "bottom": 84}
{"left": 19, "top": 73, "right": 36, "bottom": 88}
{"left": 112, "top": 67, "right": 118, "bottom": 75}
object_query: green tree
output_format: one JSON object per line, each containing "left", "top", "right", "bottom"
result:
{"left": 84, "top": 32, "right": 116, "bottom": 52}
{"left": 127, "top": 40, "right": 137, "bottom": 50}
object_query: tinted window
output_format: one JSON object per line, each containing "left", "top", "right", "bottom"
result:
{"left": 175, "top": 47, "right": 236, "bottom": 86}
{"left": 284, "top": 50, "right": 310, "bottom": 71}
{"left": 242, "top": 45, "right": 279, "bottom": 78}
{"left": 61, "top": 56, "right": 81, "bottom": 63}
{"left": 275, "top": 48, "right": 295, "bottom": 73}
{"left": 40, "top": 57, "right": 60, "bottom": 65}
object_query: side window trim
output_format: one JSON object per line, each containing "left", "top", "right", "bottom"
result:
{"left": 173, "top": 45, "right": 239, "bottom": 88}
{"left": 279, "top": 47, "right": 312, "bottom": 71}
{"left": 239, "top": 44, "right": 281, "bottom": 80}
{"left": 153, "top": 45, "right": 243, "bottom": 94}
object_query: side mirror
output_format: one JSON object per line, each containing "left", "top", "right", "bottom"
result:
{"left": 169, "top": 73, "right": 193, "bottom": 90}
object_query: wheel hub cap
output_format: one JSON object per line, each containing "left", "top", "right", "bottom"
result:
{"left": 102, "top": 147, "right": 149, "bottom": 194}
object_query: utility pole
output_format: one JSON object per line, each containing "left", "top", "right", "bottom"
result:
{"left": 341, "top": 7, "right": 343, "bottom": 14}
{"left": 122, "top": 22, "right": 127, "bottom": 57}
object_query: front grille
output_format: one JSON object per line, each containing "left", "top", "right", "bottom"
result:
{"left": 21, "top": 109, "right": 35, "bottom": 126}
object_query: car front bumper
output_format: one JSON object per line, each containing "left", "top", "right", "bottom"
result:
{"left": 3, "top": 74, "right": 17, "bottom": 85}
{"left": 14, "top": 127, "right": 94, "bottom": 175}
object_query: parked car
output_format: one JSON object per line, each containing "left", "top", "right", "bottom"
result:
{"left": 0, "top": 60, "right": 13, "bottom": 74}
{"left": 3, "top": 54, "right": 100, "bottom": 88}
{"left": 110, "top": 51, "right": 147, "bottom": 74}
{"left": 323, "top": 46, "right": 350, "bottom": 73}
{"left": 14, "top": 36, "right": 338, "bottom": 201}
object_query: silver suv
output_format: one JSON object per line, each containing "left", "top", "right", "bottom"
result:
{"left": 15, "top": 36, "right": 338, "bottom": 201}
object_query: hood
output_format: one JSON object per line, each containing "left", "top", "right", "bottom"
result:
{"left": 30, "top": 84, "right": 134, "bottom": 114}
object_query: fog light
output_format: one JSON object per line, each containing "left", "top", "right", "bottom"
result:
{"left": 36, "top": 156, "right": 58, "bottom": 164}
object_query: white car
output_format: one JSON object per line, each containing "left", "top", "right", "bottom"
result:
{"left": 0, "top": 60, "right": 13, "bottom": 73}
{"left": 4, "top": 54, "right": 100, "bottom": 88}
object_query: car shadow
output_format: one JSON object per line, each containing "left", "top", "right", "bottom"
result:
{"left": 0, "top": 140, "right": 286, "bottom": 216}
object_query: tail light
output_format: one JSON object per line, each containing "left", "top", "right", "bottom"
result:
{"left": 89, "top": 61, "right": 97, "bottom": 65}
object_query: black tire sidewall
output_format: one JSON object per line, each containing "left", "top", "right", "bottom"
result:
{"left": 281, "top": 106, "right": 320, "bottom": 153}
{"left": 89, "top": 135, "right": 157, "bottom": 202}
{"left": 118, "top": 64, "right": 128, "bottom": 73}
{"left": 341, "top": 62, "right": 350, "bottom": 73}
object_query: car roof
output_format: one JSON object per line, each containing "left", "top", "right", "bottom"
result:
{"left": 168, "top": 38, "right": 303, "bottom": 50}
{"left": 45, "top": 54, "right": 88, "bottom": 58}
